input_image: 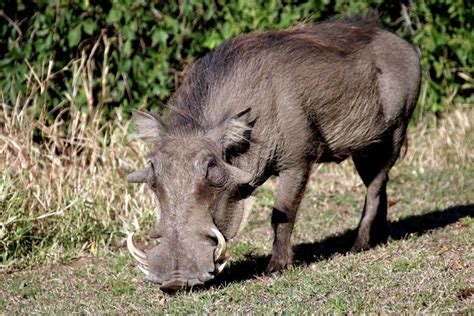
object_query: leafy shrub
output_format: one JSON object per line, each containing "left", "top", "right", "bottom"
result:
{"left": 0, "top": 0, "right": 472, "bottom": 120}
{"left": 407, "top": 0, "right": 473, "bottom": 115}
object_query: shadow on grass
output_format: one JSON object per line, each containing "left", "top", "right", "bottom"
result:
{"left": 207, "top": 203, "right": 473, "bottom": 289}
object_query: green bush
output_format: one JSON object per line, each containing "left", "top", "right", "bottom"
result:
{"left": 0, "top": 0, "right": 472, "bottom": 119}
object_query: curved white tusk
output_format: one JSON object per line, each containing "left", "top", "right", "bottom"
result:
{"left": 211, "top": 228, "right": 226, "bottom": 262}
{"left": 216, "top": 259, "right": 228, "bottom": 274}
{"left": 127, "top": 232, "right": 148, "bottom": 267}
{"left": 138, "top": 264, "right": 149, "bottom": 276}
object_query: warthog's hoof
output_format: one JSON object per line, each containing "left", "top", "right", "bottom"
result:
{"left": 265, "top": 257, "right": 292, "bottom": 275}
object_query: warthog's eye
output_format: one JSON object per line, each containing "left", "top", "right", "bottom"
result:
{"left": 207, "top": 157, "right": 217, "bottom": 169}
{"left": 206, "top": 156, "right": 226, "bottom": 187}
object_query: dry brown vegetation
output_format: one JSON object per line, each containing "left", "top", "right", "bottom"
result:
{"left": 1, "top": 52, "right": 155, "bottom": 270}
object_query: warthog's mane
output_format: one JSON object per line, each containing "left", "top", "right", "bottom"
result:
{"left": 167, "top": 17, "right": 380, "bottom": 134}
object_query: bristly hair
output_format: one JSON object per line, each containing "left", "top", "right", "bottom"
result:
{"left": 167, "top": 15, "right": 381, "bottom": 133}
{"left": 326, "top": 10, "right": 381, "bottom": 26}
{"left": 167, "top": 42, "right": 240, "bottom": 132}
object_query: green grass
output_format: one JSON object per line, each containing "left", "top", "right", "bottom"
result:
{"left": 1, "top": 149, "right": 472, "bottom": 312}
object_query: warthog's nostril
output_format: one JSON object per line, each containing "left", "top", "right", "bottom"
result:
{"left": 158, "top": 272, "right": 212, "bottom": 291}
{"left": 159, "top": 279, "right": 188, "bottom": 291}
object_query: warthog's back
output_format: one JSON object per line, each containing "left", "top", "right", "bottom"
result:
{"left": 170, "top": 18, "right": 420, "bottom": 170}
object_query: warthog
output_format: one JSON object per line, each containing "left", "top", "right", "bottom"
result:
{"left": 126, "top": 18, "right": 421, "bottom": 290}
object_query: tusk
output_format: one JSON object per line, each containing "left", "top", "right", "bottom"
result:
{"left": 236, "top": 196, "right": 256, "bottom": 236}
{"left": 127, "top": 232, "right": 148, "bottom": 267}
{"left": 211, "top": 227, "right": 226, "bottom": 261}
{"left": 138, "top": 264, "right": 149, "bottom": 276}
{"left": 216, "top": 259, "right": 229, "bottom": 274}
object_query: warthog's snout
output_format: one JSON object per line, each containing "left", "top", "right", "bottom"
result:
{"left": 153, "top": 270, "right": 214, "bottom": 291}
{"left": 127, "top": 228, "right": 229, "bottom": 291}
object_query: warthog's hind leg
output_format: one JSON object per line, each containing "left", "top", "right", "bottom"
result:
{"left": 351, "top": 124, "right": 407, "bottom": 252}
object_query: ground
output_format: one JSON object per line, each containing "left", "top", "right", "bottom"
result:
{"left": 1, "top": 109, "right": 473, "bottom": 313}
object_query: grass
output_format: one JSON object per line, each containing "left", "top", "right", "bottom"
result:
{"left": 1, "top": 200, "right": 472, "bottom": 312}
{"left": 0, "top": 54, "right": 473, "bottom": 312}
{"left": 0, "top": 47, "right": 157, "bottom": 270}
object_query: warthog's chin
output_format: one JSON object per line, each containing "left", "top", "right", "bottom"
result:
{"left": 126, "top": 229, "right": 230, "bottom": 289}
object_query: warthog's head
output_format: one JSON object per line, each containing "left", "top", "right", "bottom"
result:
{"left": 126, "top": 109, "right": 255, "bottom": 290}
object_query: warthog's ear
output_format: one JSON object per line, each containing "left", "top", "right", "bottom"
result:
{"left": 131, "top": 110, "right": 165, "bottom": 142}
{"left": 126, "top": 165, "right": 152, "bottom": 183}
{"left": 212, "top": 108, "right": 254, "bottom": 158}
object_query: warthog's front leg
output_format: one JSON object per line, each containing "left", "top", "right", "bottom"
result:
{"left": 266, "top": 165, "right": 310, "bottom": 274}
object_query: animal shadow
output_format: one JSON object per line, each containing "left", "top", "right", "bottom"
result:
{"left": 206, "top": 203, "right": 473, "bottom": 289}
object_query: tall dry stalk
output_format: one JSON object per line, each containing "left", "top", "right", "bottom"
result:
{"left": 0, "top": 34, "right": 155, "bottom": 272}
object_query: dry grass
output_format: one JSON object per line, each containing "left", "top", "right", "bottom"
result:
{"left": 0, "top": 42, "right": 155, "bottom": 271}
